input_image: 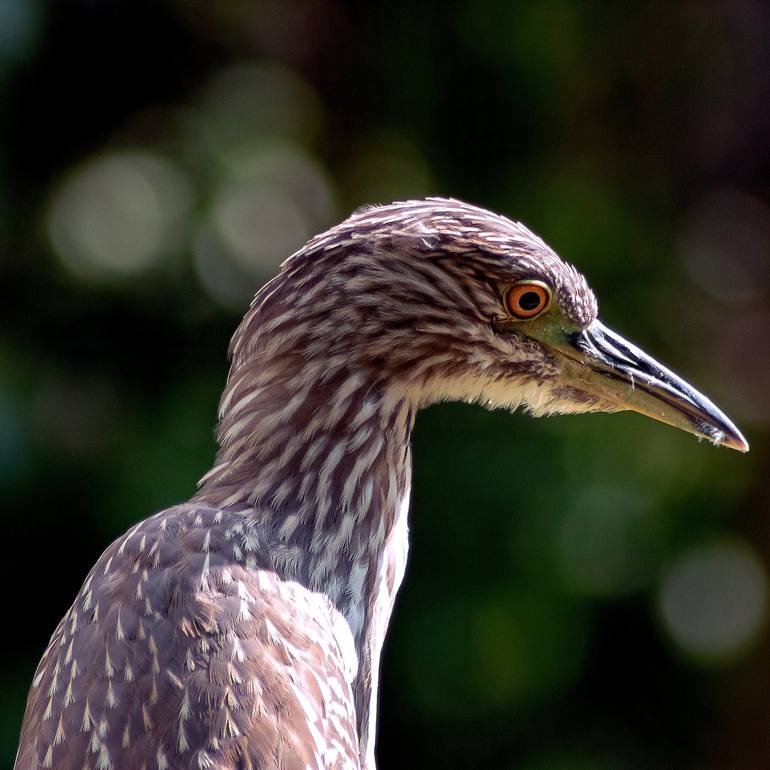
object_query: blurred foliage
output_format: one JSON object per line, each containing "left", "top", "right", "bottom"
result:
{"left": 1, "top": 1, "right": 769, "bottom": 768}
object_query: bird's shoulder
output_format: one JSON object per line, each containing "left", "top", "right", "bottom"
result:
{"left": 16, "top": 504, "right": 360, "bottom": 770}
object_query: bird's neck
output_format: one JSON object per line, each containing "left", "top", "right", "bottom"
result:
{"left": 193, "top": 358, "right": 415, "bottom": 644}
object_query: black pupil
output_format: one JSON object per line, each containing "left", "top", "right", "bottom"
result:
{"left": 518, "top": 291, "right": 542, "bottom": 311}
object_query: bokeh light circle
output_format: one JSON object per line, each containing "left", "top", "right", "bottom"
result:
{"left": 194, "top": 142, "right": 336, "bottom": 308}
{"left": 47, "top": 151, "right": 191, "bottom": 280}
{"left": 658, "top": 538, "right": 768, "bottom": 662}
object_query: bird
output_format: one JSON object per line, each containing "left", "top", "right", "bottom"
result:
{"left": 15, "top": 197, "right": 748, "bottom": 770}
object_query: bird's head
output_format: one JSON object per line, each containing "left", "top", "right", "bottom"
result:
{"left": 228, "top": 198, "right": 747, "bottom": 452}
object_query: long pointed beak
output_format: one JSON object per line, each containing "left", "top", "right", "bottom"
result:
{"left": 556, "top": 320, "right": 749, "bottom": 452}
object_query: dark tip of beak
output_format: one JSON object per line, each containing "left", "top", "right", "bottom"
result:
{"left": 571, "top": 321, "right": 749, "bottom": 453}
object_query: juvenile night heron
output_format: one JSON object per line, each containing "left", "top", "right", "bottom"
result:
{"left": 16, "top": 198, "right": 747, "bottom": 770}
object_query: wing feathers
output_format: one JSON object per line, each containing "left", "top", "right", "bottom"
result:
{"left": 16, "top": 505, "right": 360, "bottom": 770}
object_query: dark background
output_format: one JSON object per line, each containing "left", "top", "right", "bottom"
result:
{"left": 1, "top": 1, "right": 770, "bottom": 768}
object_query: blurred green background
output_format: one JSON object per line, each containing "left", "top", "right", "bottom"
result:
{"left": 1, "top": 1, "right": 769, "bottom": 768}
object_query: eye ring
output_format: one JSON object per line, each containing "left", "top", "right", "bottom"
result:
{"left": 503, "top": 280, "right": 552, "bottom": 320}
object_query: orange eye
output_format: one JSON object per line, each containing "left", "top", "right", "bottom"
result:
{"left": 504, "top": 281, "right": 551, "bottom": 319}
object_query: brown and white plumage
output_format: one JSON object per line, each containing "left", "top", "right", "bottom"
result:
{"left": 16, "top": 198, "right": 747, "bottom": 770}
